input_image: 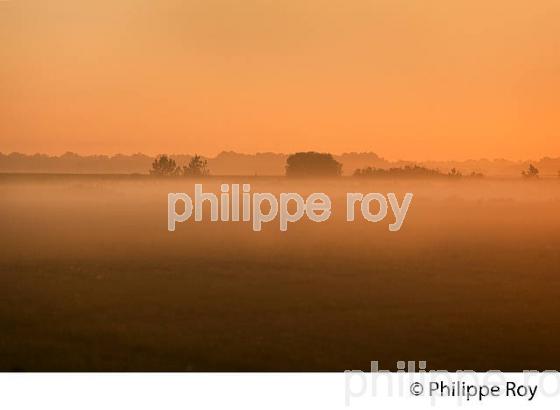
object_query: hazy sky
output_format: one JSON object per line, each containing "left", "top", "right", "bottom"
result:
{"left": 1, "top": 0, "right": 560, "bottom": 160}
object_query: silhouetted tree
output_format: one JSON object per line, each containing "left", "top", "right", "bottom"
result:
{"left": 150, "top": 155, "right": 179, "bottom": 176}
{"left": 285, "top": 152, "right": 342, "bottom": 177}
{"left": 183, "top": 154, "right": 210, "bottom": 177}
{"left": 521, "top": 164, "right": 539, "bottom": 178}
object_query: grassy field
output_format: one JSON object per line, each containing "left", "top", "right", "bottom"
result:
{"left": 0, "top": 174, "right": 559, "bottom": 371}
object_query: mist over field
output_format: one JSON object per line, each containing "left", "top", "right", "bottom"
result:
{"left": 1, "top": 175, "right": 559, "bottom": 371}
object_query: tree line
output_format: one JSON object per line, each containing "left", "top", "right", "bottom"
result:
{"left": 150, "top": 154, "right": 210, "bottom": 177}
{"left": 151, "top": 152, "right": 549, "bottom": 178}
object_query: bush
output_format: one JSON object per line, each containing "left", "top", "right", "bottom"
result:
{"left": 521, "top": 164, "right": 539, "bottom": 178}
{"left": 354, "top": 165, "right": 484, "bottom": 179}
{"left": 354, "top": 165, "right": 444, "bottom": 178}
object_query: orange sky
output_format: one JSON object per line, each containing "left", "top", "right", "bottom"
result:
{"left": 1, "top": 0, "right": 560, "bottom": 160}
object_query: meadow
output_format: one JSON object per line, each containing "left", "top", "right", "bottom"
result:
{"left": 0, "top": 174, "right": 559, "bottom": 371}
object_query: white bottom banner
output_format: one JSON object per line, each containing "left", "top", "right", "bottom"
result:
{"left": 1, "top": 372, "right": 559, "bottom": 409}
